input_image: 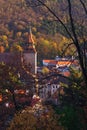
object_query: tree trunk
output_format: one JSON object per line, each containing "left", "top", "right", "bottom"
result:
{"left": 67, "top": 0, "right": 87, "bottom": 86}
{"left": 12, "top": 92, "right": 18, "bottom": 111}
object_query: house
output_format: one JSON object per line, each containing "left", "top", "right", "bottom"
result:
{"left": 43, "top": 60, "right": 57, "bottom": 67}
{"left": 39, "top": 83, "right": 60, "bottom": 99}
{"left": 43, "top": 58, "right": 79, "bottom": 69}
{"left": 38, "top": 77, "right": 67, "bottom": 105}
{"left": 38, "top": 75, "right": 68, "bottom": 99}
{"left": 43, "top": 59, "right": 73, "bottom": 68}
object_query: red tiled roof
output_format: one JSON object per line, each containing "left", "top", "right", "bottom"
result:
{"left": 43, "top": 59, "right": 79, "bottom": 67}
{"left": 43, "top": 60, "right": 57, "bottom": 64}
{"left": 62, "top": 71, "right": 70, "bottom": 77}
{"left": 43, "top": 60, "right": 72, "bottom": 66}
{"left": 57, "top": 61, "right": 71, "bottom": 66}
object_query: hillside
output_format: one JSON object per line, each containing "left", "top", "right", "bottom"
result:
{"left": 0, "top": 0, "right": 87, "bottom": 61}
{"left": 0, "top": 0, "right": 86, "bottom": 36}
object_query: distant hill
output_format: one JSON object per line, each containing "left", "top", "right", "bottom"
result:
{"left": 0, "top": 0, "right": 86, "bottom": 61}
{"left": 0, "top": 0, "right": 86, "bottom": 38}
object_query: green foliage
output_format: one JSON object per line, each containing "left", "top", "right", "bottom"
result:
{"left": 59, "top": 67, "right": 86, "bottom": 107}
{"left": 69, "top": 67, "right": 83, "bottom": 80}
{"left": 55, "top": 67, "right": 87, "bottom": 130}
{"left": 0, "top": 63, "right": 19, "bottom": 86}
{"left": 0, "top": 63, "right": 22, "bottom": 110}
{"left": 55, "top": 105, "right": 84, "bottom": 130}
{"left": 36, "top": 37, "right": 59, "bottom": 64}
{"left": 41, "top": 19, "right": 57, "bottom": 35}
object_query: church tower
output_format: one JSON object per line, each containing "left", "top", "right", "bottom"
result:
{"left": 23, "top": 27, "right": 37, "bottom": 74}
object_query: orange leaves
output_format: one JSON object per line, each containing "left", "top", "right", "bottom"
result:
{"left": 0, "top": 94, "right": 2, "bottom": 102}
{"left": 0, "top": 46, "right": 5, "bottom": 53}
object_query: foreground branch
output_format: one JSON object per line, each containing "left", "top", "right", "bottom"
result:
{"left": 36, "top": 0, "right": 74, "bottom": 41}
{"left": 79, "top": 0, "right": 87, "bottom": 15}
{"left": 67, "top": 0, "right": 87, "bottom": 84}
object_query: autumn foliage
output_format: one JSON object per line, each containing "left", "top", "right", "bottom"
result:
{"left": 7, "top": 105, "right": 64, "bottom": 130}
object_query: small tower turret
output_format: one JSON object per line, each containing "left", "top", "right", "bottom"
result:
{"left": 28, "top": 27, "right": 36, "bottom": 52}
{"left": 23, "top": 27, "right": 37, "bottom": 74}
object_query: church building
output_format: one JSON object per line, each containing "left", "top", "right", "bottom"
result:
{"left": 0, "top": 28, "right": 37, "bottom": 75}
{"left": 22, "top": 28, "right": 37, "bottom": 74}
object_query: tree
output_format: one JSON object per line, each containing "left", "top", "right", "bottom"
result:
{"left": 55, "top": 67, "right": 86, "bottom": 130}
{"left": 36, "top": 37, "right": 59, "bottom": 64}
{"left": 0, "top": 45, "right": 5, "bottom": 53}
{"left": 0, "top": 63, "right": 21, "bottom": 110}
{"left": 55, "top": 105, "right": 85, "bottom": 130}
{"left": 25, "top": 1, "right": 87, "bottom": 129}
{"left": 33, "top": 0, "right": 87, "bottom": 85}
{"left": 42, "top": 66, "right": 50, "bottom": 75}
{"left": 7, "top": 105, "right": 64, "bottom": 130}
{"left": 10, "top": 44, "right": 23, "bottom": 52}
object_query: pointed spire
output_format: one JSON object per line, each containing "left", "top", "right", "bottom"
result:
{"left": 28, "top": 26, "right": 34, "bottom": 44}
{"left": 26, "top": 26, "right": 36, "bottom": 53}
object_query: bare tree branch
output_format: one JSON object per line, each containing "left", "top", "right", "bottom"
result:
{"left": 67, "top": 0, "right": 87, "bottom": 83}
{"left": 35, "top": 0, "right": 87, "bottom": 84}
{"left": 25, "top": 0, "right": 87, "bottom": 85}
{"left": 79, "top": 0, "right": 87, "bottom": 15}
{"left": 26, "top": 1, "right": 42, "bottom": 7}
{"left": 36, "top": 0, "right": 74, "bottom": 42}
{"left": 62, "top": 42, "right": 74, "bottom": 56}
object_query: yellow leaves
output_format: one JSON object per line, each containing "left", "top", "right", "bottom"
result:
{"left": 42, "top": 67, "right": 50, "bottom": 75}
{"left": 2, "top": 35, "right": 8, "bottom": 41}
{"left": 0, "top": 35, "right": 9, "bottom": 51}
{"left": 74, "top": 72, "right": 81, "bottom": 78}
{"left": 70, "top": 67, "right": 82, "bottom": 79}
{"left": 39, "top": 38, "right": 49, "bottom": 46}
{"left": 10, "top": 44, "right": 23, "bottom": 52}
